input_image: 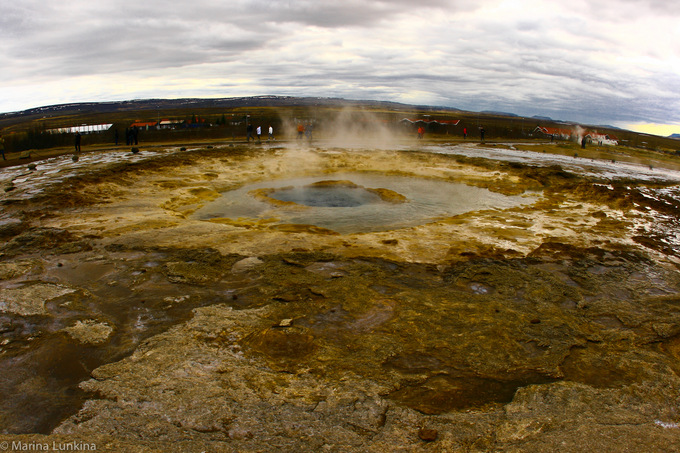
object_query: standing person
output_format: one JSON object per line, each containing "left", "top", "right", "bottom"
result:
{"left": 268, "top": 125, "right": 273, "bottom": 140}
{"left": 297, "top": 123, "right": 304, "bottom": 140}
{"left": 247, "top": 123, "right": 254, "bottom": 142}
{"left": 256, "top": 125, "right": 262, "bottom": 142}
{"left": 133, "top": 126, "right": 139, "bottom": 145}
{"left": 463, "top": 128, "right": 467, "bottom": 139}
{"left": 0, "top": 134, "right": 5, "bottom": 160}
{"left": 479, "top": 127, "right": 485, "bottom": 143}
{"left": 417, "top": 126, "right": 424, "bottom": 139}
{"left": 75, "top": 131, "right": 82, "bottom": 152}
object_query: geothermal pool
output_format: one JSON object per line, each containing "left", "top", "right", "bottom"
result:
{"left": 193, "top": 173, "right": 532, "bottom": 234}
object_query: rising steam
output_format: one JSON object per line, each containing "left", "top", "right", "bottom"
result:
{"left": 280, "top": 107, "right": 408, "bottom": 150}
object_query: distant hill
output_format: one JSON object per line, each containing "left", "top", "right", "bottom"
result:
{"left": 0, "top": 96, "right": 675, "bottom": 147}
{"left": 0, "top": 96, "right": 437, "bottom": 121}
{"left": 481, "top": 111, "right": 519, "bottom": 117}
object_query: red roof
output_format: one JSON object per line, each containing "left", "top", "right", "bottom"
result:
{"left": 130, "top": 121, "right": 157, "bottom": 128}
{"left": 536, "top": 126, "right": 573, "bottom": 136}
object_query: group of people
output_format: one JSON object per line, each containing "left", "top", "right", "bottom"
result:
{"left": 0, "top": 120, "right": 494, "bottom": 163}
{"left": 246, "top": 123, "right": 274, "bottom": 142}
{"left": 297, "top": 123, "right": 313, "bottom": 141}
{"left": 124, "top": 126, "right": 140, "bottom": 146}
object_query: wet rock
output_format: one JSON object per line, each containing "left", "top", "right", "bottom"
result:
{"left": 418, "top": 428, "right": 438, "bottom": 441}
{"left": 162, "top": 295, "right": 191, "bottom": 306}
{"left": 1, "top": 227, "right": 83, "bottom": 256}
{"left": 0, "top": 259, "right": 41, "bottom": 280}
{"left": 498, "top": 379, "right": 680, "bottom": 451}
{"left": 0, "top": 283, "right": 75, "bottom": 316}
{"left": 164, "top": 261, "right": 224, "bottom": 284}
{"left": 652, "top": 322, "right": 680, "bottom": 339}
{"left": 277, "top": 318, "right": 293, "bottom": 327}
{"left": 305, "top": 261, "right": 348, "bottom": 278}
{"left": 560, "top": 343, "right": 661, "bottom": 388}
{"left": 307, "top": 180, "right": 359, "bottom": 188}
{"left": 346, "top": 299, "right": 395, "bottom": 333}
{"left": 51, "top": 305, "right": 404, "bottom": 450}
{"left": 271, "top": 289, "right": 305, "bottom": 303}
{"left": 63, "top": 320, "right": 113, "bottom": 345}
{"left": 243, "top": 326, "right": 317, "bottom": 367}
{"left": 269, "top": 223, "right": 340, "bottom": 235}
{"left": 231, "top": 257, "right": 263, "bottom": 273}
{"left": 367, "top": 187, "right": 407, "bottom": 203}
{"left": 53, "top": 241, "right": 93, "bottom": 254}
{"left": 389, "top": 373, "right": 555, "bottom": 414}
{"left": 0, "top": 218, "right": 25, "bottom": 239}
{"left": 228, "top": 426, "right": 253, "bottom": 440}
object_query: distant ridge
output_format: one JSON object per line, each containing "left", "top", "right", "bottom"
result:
{"left": 481, "top": 111, "right": 519, "bottom": 117}
{"left": 0, "top": 96, "right": 440, "bottom": 119}
{"left": 0, "top": 96, "right": 669, "bottom": 142}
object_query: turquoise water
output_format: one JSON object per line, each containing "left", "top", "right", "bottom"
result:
{"left": 193, "top": 172, "right": 532, "bottom": 234}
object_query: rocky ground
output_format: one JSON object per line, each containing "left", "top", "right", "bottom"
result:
{"left": 1, "top": 143, "right": 680, "bottom": 451}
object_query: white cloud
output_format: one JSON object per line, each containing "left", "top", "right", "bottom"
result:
{"left": 0, "top": 0, "right": 678, "bottom": 129}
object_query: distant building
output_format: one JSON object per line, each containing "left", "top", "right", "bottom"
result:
{"left": 533, "top": 126, "right": 573, "bottom": 140}
{"left": 47, "top": 123, "right": 113, "bottom": 134}
{"left": 130, "top": 121, "right": 159, "bottom": 130}
{"left": 586, "top": 132, "right": 619, "bottom": 146}
{"left": 158, "top": 119, "right": 184, "bottom": 129}
{"left": 534, "top": 126, "right": 618, "bottom": 145}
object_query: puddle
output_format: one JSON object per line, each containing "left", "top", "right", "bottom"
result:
{"left": 389, "top": 373, "right": 555, "bottom": 414}
{"left": 560, "top": 345, "right": 644, "bottom": 388}
{"left": 425, "top": 144, "right": 680, "bottom": 182}
{"left": 193, "top": 173, "right": 531, "bottom": 234}
{"left": 0, "top": 335, "right": 92, "bottom": 433}
{"left": 0, "top": 148, "right": 177, "bottom": 201}
{"left": 0, "top": 249, "right": 248, "bottom": 434}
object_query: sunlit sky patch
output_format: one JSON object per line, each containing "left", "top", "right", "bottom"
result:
{"left": 1, "top": 0, "right": 678, "bottom": 135}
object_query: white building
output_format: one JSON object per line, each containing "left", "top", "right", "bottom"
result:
{"left": 47, "top": 124, "right": 113, "bottom": 134}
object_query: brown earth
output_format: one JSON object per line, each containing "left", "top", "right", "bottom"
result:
{"left": 1, "top": 144, "right": 680, "bottom": 451}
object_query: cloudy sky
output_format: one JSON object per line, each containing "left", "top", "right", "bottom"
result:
{"left": 1, "top": 0, "right": 679, "bottom": 134}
